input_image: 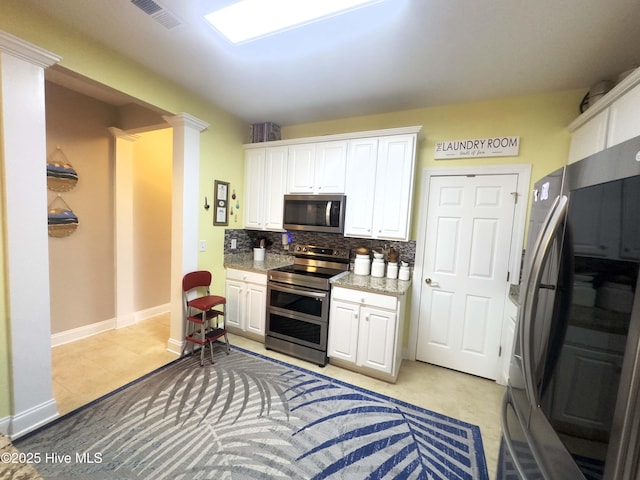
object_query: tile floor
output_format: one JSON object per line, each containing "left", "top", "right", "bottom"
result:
{"left": 51, "top": 314, "right": 505, "bottom": 479}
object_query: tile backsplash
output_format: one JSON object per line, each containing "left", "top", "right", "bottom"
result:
{"left": 224, "top": 229, "right": 416, "bottom": 266}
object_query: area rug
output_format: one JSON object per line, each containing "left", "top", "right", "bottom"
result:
{"left": 15, "top": 346, "right": 489, "bottom": 479}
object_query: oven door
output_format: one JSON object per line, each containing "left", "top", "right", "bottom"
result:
{"left": 267, "top": 282, "right": 329, "bottom": 350}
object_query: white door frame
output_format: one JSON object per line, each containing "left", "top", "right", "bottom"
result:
{"left": 407, "top": 163, "right": 531, "bottom": 362}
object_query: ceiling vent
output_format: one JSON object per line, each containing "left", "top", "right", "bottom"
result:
{"left": 131, "top": 0, "right": 181, "bottom": 29}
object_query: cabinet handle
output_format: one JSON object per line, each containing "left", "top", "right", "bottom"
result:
{"left": 425, "top": 278, "right": 432, "bottom": 284}
{"left": 365, "top": 315, "right": 369, "bottom": 321}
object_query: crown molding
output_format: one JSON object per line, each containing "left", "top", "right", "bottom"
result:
{"left": 0, "top": 30, "right": 60, "bottom": 68}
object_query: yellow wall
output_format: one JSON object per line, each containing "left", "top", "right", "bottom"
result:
{"left": 0, "top": 1, "right": 247, "bottom": 419}
{"left": 133, "top": 129, "right": 173, "bottom": 310}
{"left": 283, "top": 90, "right": 585, "bottom": 238}
{"left": 0, "top": 0, "right": 586, "bottom": 421}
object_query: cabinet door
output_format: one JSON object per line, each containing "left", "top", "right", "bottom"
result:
{"left": 328, "top": 299, "right": 360, "bottom": 363}
{"left": 571, "top": 181, "right": 621, "bottom": 258}
{"left": 245, "top": 283, "right": 267, "bottom": 336}
{"left": 288, "top": 144, "right": 315, "bottom": 193}
{"left": 607, "top": 82, "right": 640, "bottom": 149}
{"left": 244, "top": 149, "right": 266, "bottom": 229}
{"left": 315, "top": 141, "right": 347, "bottom": 193}
{"left": 551, "top": 343, "right": 623, "bottom": 434}
{"left": 344, "top": 138, "right": 378, "bottom": 238}
{"left": 225, "top": 280, "right": 244, "bottom": 330}
{"left": 357, "top": 306, "right": 396, "bottom": 374}
{"left": 373, "top": 135, "right": 416, "bottom": 240}
{"left": 264, "top": 146, "right": 288, "bottom": 230}
{"left": 568, "top": 109, "right": 609, "bottom": 164}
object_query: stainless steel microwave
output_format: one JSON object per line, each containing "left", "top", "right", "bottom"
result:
{"left": 283, "top": 194, "right": 346, "bottom": 233}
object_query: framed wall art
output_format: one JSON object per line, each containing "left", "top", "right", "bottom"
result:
{"left": 213, "top": 180, "right": 229, "bottom": 226}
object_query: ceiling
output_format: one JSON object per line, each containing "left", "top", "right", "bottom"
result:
{"left": 23, "top": 0, "right": 640, "bottom": 125}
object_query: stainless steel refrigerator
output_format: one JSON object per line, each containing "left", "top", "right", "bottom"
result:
{"left": 498, "top": 135, "right": 640, "bottom": 479}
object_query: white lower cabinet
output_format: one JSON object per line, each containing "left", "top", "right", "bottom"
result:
{"left": 328, "top": 286, "right": 404, "bottom": 382}
{"left": 225, "top": 269, "right": 267, "bottom": 341}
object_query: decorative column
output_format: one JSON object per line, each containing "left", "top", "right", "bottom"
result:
{"left": 0, "top": 31, "right": 60, "bottom": 437}
{"left": 162, "top": 113, "right": 209, "bottom": 354}
{"left": 108, "top": 128, "right": 140, "bottom": 329}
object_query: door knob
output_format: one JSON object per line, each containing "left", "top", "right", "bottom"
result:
{"left": 425, "top": 278, "right": 432, "bottom": 284}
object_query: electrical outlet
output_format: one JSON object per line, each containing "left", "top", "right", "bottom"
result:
{"left": 199, "top": 240, "right": 206, "bottom": 252}
{"left": 231, "top": 239, "right": 237, "bottom": 249}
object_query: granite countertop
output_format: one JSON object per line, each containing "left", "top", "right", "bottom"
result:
{"left": 331, "top": 272, "right": 412, "bottom": 297}
{"left": 224, "top": 253, "right": 411, "bottom": 296}
{"left": 224, "top": 252, "right": 293, "bottom": 273}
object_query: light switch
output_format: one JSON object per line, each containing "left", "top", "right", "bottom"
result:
{"left": 199, "top": 240, "right": 206, "bottom": 252}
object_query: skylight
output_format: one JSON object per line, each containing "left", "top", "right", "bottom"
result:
{"left": 204, "top": 0, "right": 382, "bottom": 44}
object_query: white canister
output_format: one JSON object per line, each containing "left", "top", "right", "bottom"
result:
{"left": 253, "top": 247, "right": 265, "bottom": 262}
{"left": 371, "top": 259, "right": 385, "bottom": 278}
{"left": 399, "top": 265, "right": 411, "bottom": 281}
{"left": 354, "top": 257, "right": 371, "bottom": 275}
{"left": 386, "top": 262, "right": 398, "bottom": 279}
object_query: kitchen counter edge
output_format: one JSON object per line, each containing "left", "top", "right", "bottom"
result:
{"left": 223, "top": 254, "right": 411, "bottom": 296}
{"left": 331, "top": 272, "right": 411, "bottom": 297}
{"left": 224, "top": 253, "right": 293, "bottom": 273}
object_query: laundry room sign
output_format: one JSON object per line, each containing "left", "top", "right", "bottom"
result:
{"left": 435, "top": 136, "right": 520, "bottom": 159}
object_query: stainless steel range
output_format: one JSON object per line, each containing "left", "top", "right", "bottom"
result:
{"left": 266, "top": 244, "right": 350, "bottom": 366}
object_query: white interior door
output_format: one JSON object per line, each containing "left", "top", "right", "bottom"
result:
{"left": 416, "top": 174, "right": 518, "bottom": 379}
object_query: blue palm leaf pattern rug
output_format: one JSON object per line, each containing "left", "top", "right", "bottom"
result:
{"left": 16, "top": 346, "right": 489, "bottom": 479}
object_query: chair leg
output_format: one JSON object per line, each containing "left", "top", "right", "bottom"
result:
{"left": 224, "top": 331, "right": 230, "bottom": 354}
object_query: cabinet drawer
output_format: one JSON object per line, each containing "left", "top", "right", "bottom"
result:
{"left": 226, "top": 268, "right": 267, "bottom": 285}
{"left": 332, "top": 286, "right": 397, "bottom": 310}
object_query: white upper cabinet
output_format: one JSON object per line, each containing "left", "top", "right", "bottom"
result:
{"left": 344, "top": 134, "right": 417, "bottom": 240}
{"left": 568, "top": 109, "right": 609, "bottom": 164}
{"left": 607, "top": 81, "right": 640, "bottom": 148}
{"left": 244, "top": 146, "right": 288, "bottom": 230}
{"left": 568, "top": 67, "right": 640, "bottom": 163}
{"left": 287, "top": 144, "right": 315, "bottom": 193}
{"left": 244, "top": 126, "right": 422, "bottom": 235}
{"left": 344, "top": 138, "right": 378, "bottom": 237}
{"left": 288, "top": 141, "right": 347, "bottom": 194}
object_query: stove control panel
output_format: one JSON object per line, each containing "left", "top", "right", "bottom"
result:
{"left": 292, "top": 244, "right": 349, "bottom": 260}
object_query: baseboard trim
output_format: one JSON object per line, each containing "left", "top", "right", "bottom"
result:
{"left": 7, "top": 399, "right": 58, "bottom": 440}
{"left": 51, "top": 318, "right": 116, "bottom": 347}
{"left": 133, "top": 303, "right": 170, "bottom": 324}
{"left": 51, "top": 303, "right": 171, "bottom": 347}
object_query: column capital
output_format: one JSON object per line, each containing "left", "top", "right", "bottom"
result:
{"left": 108, "top": 127, "right": 140, "bottom": 142}
{"left": 163, "top": 113, "right": 209, "bottom": 132}
{"left": 0, "top": 31, "right": 60, "bottom": 68}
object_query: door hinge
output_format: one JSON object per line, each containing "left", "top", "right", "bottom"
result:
{"left": 510, "top": 191, "right": 519, "bottom": 204}
{"left": 506, "top": 271, "right": 510, "bottom": 282}
{"left": 499, "top": 346, "right": 502, "bottom": 357}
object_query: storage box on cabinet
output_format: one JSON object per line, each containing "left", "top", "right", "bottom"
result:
{"left": 225, "top": 269, "right": 267, "bottom": 340}
{"left": 244, "top": 146, "right": 288, "bottom": 231}
{"left": 344, "top": 134, "right": 417, "bottom": 241}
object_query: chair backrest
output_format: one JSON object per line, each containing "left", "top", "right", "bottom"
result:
{"left": 182, "top": 270, "right": 212, "bottom": 293}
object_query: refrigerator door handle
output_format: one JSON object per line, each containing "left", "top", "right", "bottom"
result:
{"left": 521, "top": 195, "right": 568, "bottom": 408}
{"left": 500, "top": 393, "right": 528, "bottom": 479}
{"left": 517, "top": 195, "right": 560, "bottom": 405}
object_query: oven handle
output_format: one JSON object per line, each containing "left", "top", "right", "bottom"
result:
{"left": 325, "top": 201, "right": 332, "bottom": 227}
{"left": 269, "top": 281, "right": 328, "bottom": 299}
